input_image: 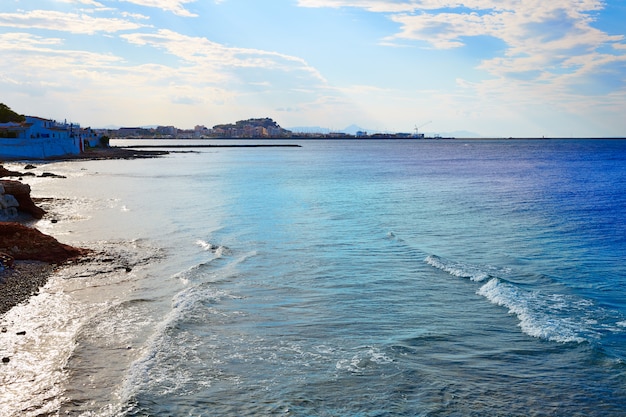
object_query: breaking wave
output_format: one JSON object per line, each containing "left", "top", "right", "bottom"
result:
{"left": 195, "top": 239, "right": 231, "bottom": 257}
{"left": 425, "top": 254, "right": 625, "bottom": 344}
{"left": 425, "top": 254, "right": 504, "bottom": 282}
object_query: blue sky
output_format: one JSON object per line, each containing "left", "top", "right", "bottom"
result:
{"left": 1, "top": 0, "right": 625, "bottom": 137}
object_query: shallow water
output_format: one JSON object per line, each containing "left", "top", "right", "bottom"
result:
{"left": 1, "top": 139, "right": 625, "bottom": 416}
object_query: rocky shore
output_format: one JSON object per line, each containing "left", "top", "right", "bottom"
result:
{"left": 47, "top": 146, "right": 169, "bottom": 160}
{"left": 0, "top": 200, "right": 89, "bottom": 315}
{"left": 0, "top": 260, "right": 55, "bottom": 316}
{"left": 0, "top": 145, "right": 161, "bottom": 315}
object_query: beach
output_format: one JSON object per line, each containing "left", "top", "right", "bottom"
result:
{"left": 0, "top": 146, "right": 168, "bottom": 316}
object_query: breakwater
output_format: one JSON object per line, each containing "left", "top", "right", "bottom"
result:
{"left": 120, "top": 144, "right": 301, "bottom": 148}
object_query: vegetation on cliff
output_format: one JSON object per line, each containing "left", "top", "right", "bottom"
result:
{"left": 0, "top": 103, "right": 25, "bottom": 123}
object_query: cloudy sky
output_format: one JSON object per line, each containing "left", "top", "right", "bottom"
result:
{"left": 1, "top": 0, "right": 625, "bottom": 137}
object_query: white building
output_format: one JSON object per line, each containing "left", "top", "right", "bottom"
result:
{"left": 0, "top": 116, "right": 84, "bottom": 159}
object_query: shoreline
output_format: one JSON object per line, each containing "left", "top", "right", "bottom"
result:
{"left": 0, "top": 261, "right": 54, "bottom": 316}
{"left": 0, "top": 146, "right": 160, "bottom": 317}
{"left": 0, "top": 221, "right": 90, "bottom": 317}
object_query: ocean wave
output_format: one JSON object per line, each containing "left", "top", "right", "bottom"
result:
{"left": 425, "top": 254, "right": 625, "bottom": 344}
{"left": 477, "top": 278, "right": 593, "bottom": 343}
{"left": 424, "top": 254, "right": 495, "bottom": 282}
{"left": 335, "top": 346, "right": 394, "bottom": 374}
{"left": 120, "top": 284, "right": 231, "bottom": 406}
{"left": 195, "top": 239, "right": 231, "bottom": 257}
{"left": 175, "top": 242, "right": 256, "bottom": 285}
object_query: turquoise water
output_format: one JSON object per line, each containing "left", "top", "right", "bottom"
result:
{"left": 1, "top": 139, "right": 625, "bottom": 416}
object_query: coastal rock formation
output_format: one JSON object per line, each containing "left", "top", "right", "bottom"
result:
{"left": 0, "top": 180, "right": 46, "bottom": 219}
{"left": 0, "top": 165, "right": 24, "bottom": 178}
{"left": 0, "top": 222, "right": 88, "bottom": 264}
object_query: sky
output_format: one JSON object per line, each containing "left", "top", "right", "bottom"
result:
{"left": 1, "top": 1, "right": 626, "bottom": 137}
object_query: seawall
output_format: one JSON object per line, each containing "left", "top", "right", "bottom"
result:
{"left": 0, "top": 138, "right": 81, "bottom": 160}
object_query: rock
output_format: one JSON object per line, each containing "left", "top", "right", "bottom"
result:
{"left": 0, "top": 252, "right": 14, "bottom": 269}
{"left": 16, "top": 331, "right": 25, "bottom": 336}
{"left": 0, "top": 180, "right": 46, "bottom": 219}
{"left": 0, "top": 207, "right": 18, "bottom": 220}
{"left": 2, "top": 357, "right": 9, "bottom": 363}
{"left": 0, "top": 194, "right": 19, "bottom": 209}
{"left": 24, "top": 164, "right": 36, "bottom": 170}
{"left": 0, "top": 222, "right": 89, "bottom": 264}
{"left": 0, "top": 165, "right": 23, "bottom": 178}
{"left": 38, "top": 172, "right": 66, "bottom": 179}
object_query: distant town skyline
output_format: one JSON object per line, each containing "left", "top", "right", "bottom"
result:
{"left": 1, "top": 1, "right": 626, "bottom": 138}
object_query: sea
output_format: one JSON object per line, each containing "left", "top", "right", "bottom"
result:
{"left": 1, "top": 138, "right": 625, "bottom": 416}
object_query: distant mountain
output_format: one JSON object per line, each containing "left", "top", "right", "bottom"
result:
{"left": 287, "top": 125, "right": 331, "bottom": 134}
{"left": 342, "top": 124, "right": 368, "bottom": 135}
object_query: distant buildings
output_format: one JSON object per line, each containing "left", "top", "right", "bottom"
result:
{"left": 207, "top": 117, "right": 292, "bottom": 138}
{"left": 1, "top": 103, "right": 447, "bottom": 160}
{"left": 106, "top": 117, "right": 293, "bottom": 139}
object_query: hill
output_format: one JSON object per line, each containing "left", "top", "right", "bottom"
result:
{"left": 0, "top": 103, "right": 25, "bottom": 123}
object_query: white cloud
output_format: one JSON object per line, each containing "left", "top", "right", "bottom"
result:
{"left": 55, "top": 0, "right": 106, "bottom": 6}
{"left": 0, "top": 30, "right": 223, "bottom": 124}
{"left": 0, "top": 25, "right": 331, "bottom": 128}
{"left": 121, "top": 29, "right": 326, "bottom": 83}
{"left": 300, "top": 0, "right": 626, "bottom": 108}
{"left": 297, "top": 0, "right": 420, "bottom": 12}
{"left": 119, "top": 0, "right": 199, "bottom": 17}
{"left": 0, "top": 10, "right": 147, "bottom": 34}
{"left": 0, "top": 32, "right": 121, "bottom": 63}
{"left": 3, "top": 0, "right": 624, "bottom": 135}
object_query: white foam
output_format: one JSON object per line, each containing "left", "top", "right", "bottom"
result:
{"left": 477, "top": 278, "right": 589, "bottom": 343}
{"left": 425, "top": 254, "right": 618, "bottom": 344}
{"left": 196, "top": 239, "right": 232, "bottom": 257}
{"left": 424, "top": 254, "right": 491, "bottom": 282}
{"left": 120, "top": 281, "right": 236, "bottom": 404}
{"left": 0, "top": 277, "right": 100, "bottom": 416}
{"left": 335, "top": 346, "right": 393, "bottom": 374}
{"left": 196, "top": 239, "right": 217, "bottom": 251}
